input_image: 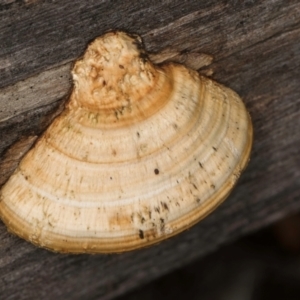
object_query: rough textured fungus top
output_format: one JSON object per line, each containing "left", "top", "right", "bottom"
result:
{"left": 71, "top": 32, "right": 156, "bottom": 110}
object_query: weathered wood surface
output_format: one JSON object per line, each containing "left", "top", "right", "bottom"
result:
{"left": 0, "top": 0, "right": 299, "bottom": 299}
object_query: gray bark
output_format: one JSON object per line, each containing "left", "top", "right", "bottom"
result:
{"left": 0, "top": 0, "right": 299, "bottom": 299}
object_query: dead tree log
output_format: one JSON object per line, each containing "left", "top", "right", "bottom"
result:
{"left": 0, "top": 0, "right": 299, "bottom": 299}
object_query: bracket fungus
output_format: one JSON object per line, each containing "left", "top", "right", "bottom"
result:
{"left": 0, "top": 31, "right": 253, "bottom": 253}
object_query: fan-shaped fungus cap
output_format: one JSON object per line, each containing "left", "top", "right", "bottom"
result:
{"left": 0, "top": 31, "right": 253, "bottom": 253}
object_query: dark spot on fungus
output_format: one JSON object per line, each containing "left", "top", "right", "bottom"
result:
{"left": 161, "top": 202, "right": 169, "bottom": 211}
{"left": 119, "top": 64, "right": 124, "bottom": 69}
{"left": 212, "top": 147, "right": 217, "bottom": 151}
{"left": 154, "top": 168, "right": 159, "bottom": 175}
{"left": 196, "top": 198, "right": 201, "bottom": 203}
{"left": 154, "top": 206, "right": 160, "bottom": 213}
{"left": 103, "top": 80, "right": 106, "bottom": 86}
{"left": 211, "top": 184, "right": 216, "bottom": 189}
{"left": 137, "top": 132, "right": 140, "bottom": 138}
{"left": 160, "top": 218, "right": 165, "bottom": 231}
{"left": 139, "top": 229, "right": 144, "bottom": 239}
{"left": 198, "top": 162, "right": 204, "bottom": 168}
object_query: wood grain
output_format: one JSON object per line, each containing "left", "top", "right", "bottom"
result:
{"left": 0, "top": 0, "right": 299, "bottom": 299}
